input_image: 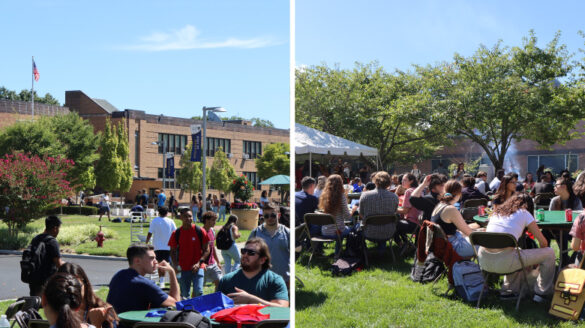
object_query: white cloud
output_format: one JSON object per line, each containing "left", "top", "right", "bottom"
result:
{"left": 121, "top": 25, "right": 280, "bottom": 51}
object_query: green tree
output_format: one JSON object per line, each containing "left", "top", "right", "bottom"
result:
{"left": 255, "top": 143, "right": 289, "bottom": 179}
{"left": 209, "top": 148, "right": 237, "bottom": 195}
{"left": 190, "top": 115, "right": 275, "bottom": 128}
{"left": 176, "top": 142, "right": 207, "bottom": 195}
{"left": 296, "top": 62, "right": 448, "bottom": 167}
{"left": 95, "top": 119, "right": 121, "bottom": 192}
{"left": 116, "top": 122, "right": 133, "bottom": 193}
{"left": 0, "top": 118, "right": 63, "bottom": 156}
{"left": 417, "top": 31, "right": 585, "bottom": 170}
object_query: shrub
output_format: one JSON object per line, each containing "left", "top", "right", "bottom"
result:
{"left": 57, "top": 224, "right": 117, "bottom": 246}
{"left": 0, "top": 224, "right": 42, "bottom": 249}
{"left": 46, "top": 206, "right": 98, "bottom": 216}
{"left": 231, "top": 175, "right": 254, "bottom": 202}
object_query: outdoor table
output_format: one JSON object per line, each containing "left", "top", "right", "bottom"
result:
{"left": 118, "top": 306, "right": 290, "bottom": 327}
{"left": 473, "top": 210, "right": 580, "bottom": 269}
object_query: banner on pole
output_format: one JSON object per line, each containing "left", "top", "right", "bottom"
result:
{"left": 190, "top": 124, "right": 202, "bottom": 162}
{"left": 166, "top": 153, "right": 175, "bottom": 178}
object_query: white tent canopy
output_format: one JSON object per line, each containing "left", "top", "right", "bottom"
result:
{"left": 295, "top": 123, "right": 380, "bottom": 177}
{"left": 295, "top": 123, "right": 379, "bottom": 156}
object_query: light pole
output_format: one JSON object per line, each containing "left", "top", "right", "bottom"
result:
{"left": 201, "top": 106, "right": 226, "bottom": 213}
{"left": 152, "top": 141, "right": 166, "bottom": 190}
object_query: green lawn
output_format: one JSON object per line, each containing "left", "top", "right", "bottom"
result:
{"left": 0, "top": 215, "right": 252, "bottom": 257}
{"left": 295, "top": 243, "right": 574, "bottom": 328}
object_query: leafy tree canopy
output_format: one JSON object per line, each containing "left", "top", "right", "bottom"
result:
{"left": 176, "top": 142, "right": 207, "bottom": 194}
{"left": 209, "top": 148, "right": 237, "bottom": 195}
{"left": 255, "top": 142, "right": 290, "bottom": 180}
{"left": 190, "top": 114, "right": 275, "bottom": 128}
{"left": 0, "top": 86, "right": 60, "bottom": 105}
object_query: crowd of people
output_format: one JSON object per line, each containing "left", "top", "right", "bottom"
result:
{"left": 295, "top": 162, "right": 585, "bottom": 304}
{"left": 22, "top": 202, "right": 290, "bottom": 327}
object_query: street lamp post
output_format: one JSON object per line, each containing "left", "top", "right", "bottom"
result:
{"left": 201, "top": 106, "right": 226, "bottom": 213}
{"left": 152, "top": 141, "right": 166, "bottom": 190}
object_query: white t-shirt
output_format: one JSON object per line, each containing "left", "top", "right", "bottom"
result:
{"left": 486, "top": 209, "right": 535, "bottom": 240}
{"left": 148, "top": 216, "right": 177, "bottom": 251}
{"left": 489, "top": 178, "right": 501, "bottom": 192}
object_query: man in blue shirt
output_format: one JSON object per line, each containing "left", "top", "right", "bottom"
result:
{"left": 107, "top": 244, "right": 180, "bottom": 314}
{"left": 217, "top": 238, "right": 289, "bottom": 307}
{"left": 294, "top": 176, "right": 319, "bottom": 228}
{"left": 157, "top": 189, "right": 167, "bottom": 210}
{"left": 249, "top": 203, "right": 289, "bottom": 287}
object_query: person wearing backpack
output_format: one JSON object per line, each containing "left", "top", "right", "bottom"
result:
{"left": 218, "top": 215, "right": 241, "bottom": 273}
{"left": 169, "top": 208, "right": 211, "bottom": 299}
{"left": 23, "top": 215, "right": 65, "bottom": 297}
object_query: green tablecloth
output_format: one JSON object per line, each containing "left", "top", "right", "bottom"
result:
{"left": 473, "top": 210, "right": 580, "bottom": 228}
{"left": 119, "top": 306, "right": 290, "bottom": 325}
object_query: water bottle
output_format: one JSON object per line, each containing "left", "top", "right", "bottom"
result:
{"left": 0, "top": 314, "right": 10, "bottom": 328}
{"left": 176, "top": 265, "right": 182, "bottom": 279}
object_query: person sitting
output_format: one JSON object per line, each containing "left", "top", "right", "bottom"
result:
{"left": 574, "top": 172, "right": 585, "bottom": 208}
{"left": 475, "top": 171, "right": 489, "bottom": 195}
{"left": 319, "top": 174, "right": 351, "bottom": 255}
{"left": 460, "top": 176, "right": 490, "bottom": 206}
{"left": 430, "top": 180, "right": 476, "bottom": 258}
{"left": 550, "top": 177, "right": 583, "bottom": 211}
{"left": 58, "top": 263, "right": 118, "bottom": 328}
{"left": 295, "top": 176, "right": 319, "bottom": 229}
{"left": 107, "top": 243, "right": 180, "bottom": 314}
{"left": 523, "top": 172, "right": 536, "bottom": 196}
{"left": 42, "top": 272, "right": 86, "bottom": 328}
{"left": 217, "top": 238, "right": 289, "bottom": 307}
{"left": 492, "top": 174, "right": 518, "bottom": 209}
{"left": 358, "top": 171, "right": 398, "bottom": 250}
{"left": 352, "top": 177, "right": 363, "bottom": 193}
{"left": 410, "top": 174, "right": 446, "bottom": 222}
{"left": 489, "top": 169, "right": 506, "bottom": 193}
{"left": 314, "top": 175, "right": 326, "bottom": 199}
{"left": 570, "top": 212, "right": 585, "bottom": 266}
{"left": 479, "top": 193, "right": 554, "bottom": 302}
{"left": 534, "top": 171, "right": 555, "bottom": 194}
{"left": 395, "top": 173, "right": 421, "bottom": 249}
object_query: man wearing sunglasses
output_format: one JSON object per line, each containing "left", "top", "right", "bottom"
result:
{"left": 249, "top": 202, "right": 290, "bottom": 287}
{"left": 217, "top": 238, "right": 289, "bottom": 307}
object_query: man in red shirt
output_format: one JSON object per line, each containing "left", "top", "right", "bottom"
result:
{"left": 170, "top": 208, "right": 210, "bottom": 299}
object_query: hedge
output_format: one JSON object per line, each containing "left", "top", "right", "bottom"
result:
{"left": 46, "top": 206, "right": 98, "bottom": 216}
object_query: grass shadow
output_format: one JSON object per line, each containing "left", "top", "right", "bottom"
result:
{"left": 295, "top": 289, "right": 328, "bottom": 310}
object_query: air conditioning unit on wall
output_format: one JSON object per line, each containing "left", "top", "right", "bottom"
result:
{"left": 227, "top": 153, "right": 233, "bottom": 159}
{"left": 242, "top": 153, "right": 250, "bottom": 160}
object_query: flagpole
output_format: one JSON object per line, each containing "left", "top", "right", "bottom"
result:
{"left": 31, "top": 56, "right": 35, "bottom": 120}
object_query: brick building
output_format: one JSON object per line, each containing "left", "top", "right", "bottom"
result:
{"left": 63, "top": 90, "right": 289, "bottom": 203}
{"left": 0, "top": 99, "right": 70, "bottom": 129}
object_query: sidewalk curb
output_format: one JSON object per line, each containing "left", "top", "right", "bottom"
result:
{"left": 0, "top": 250, "right": 126, "bottom": 261}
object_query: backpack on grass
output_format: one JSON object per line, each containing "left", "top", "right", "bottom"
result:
{"left": 331, "top": 230, "right": 365, "bottom": 276}
{"left": 410, "top": 253, "right": 445, "bottom": 284}
{"left": 216, "top": 225, "right": 233, "bottom": 250}
{"left": 331, "top": 257, "right": 362, "bottom": 276}
{"left": 549, "top": 257, "right": 585, "bottom": 320}
{"left": 20, "top": 235, "right": 54, "bottom": 284}
{"left": 452, "top": 260, "right": 486, "bottom": 302}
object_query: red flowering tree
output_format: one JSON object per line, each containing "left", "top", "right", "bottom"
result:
{"left": 0, "top": 153, "right": 74, "bottom": 236}
{"left": 230, "top": 174, "right": 256, "bottom": 209}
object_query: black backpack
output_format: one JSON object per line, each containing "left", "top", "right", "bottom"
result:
{"left": 331, "top": 230, "right": 365, "bottom": 276}
{"left": 215, "top": 225, "right": 233, "bottom": 250}
{"left": 161, "top": 310, "right": 211, "bottom": 328}
{"left": 344, "top": 230, "right": 365, "bottom": 259}
{"left": 20, "top": 235, "right": 53, "bottom": 283}
{"left": 410, "top": 253, "right": 445, "bottom": 284}
{"left": 331, "top": 257, "right": 362, "bottom": 276}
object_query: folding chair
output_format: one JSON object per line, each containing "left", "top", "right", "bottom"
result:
{"left": 303, "top": 213, "right": 342, "bottom": 267}
{"left": 27, "top": 320, "right": 50, "bottom": 328}
{"left": 461, "top": 199, "right": 488, "bottom": 222}
{"left": 469, "top": 231, "right": 531, "bottom": 311}
{"left": 134, "top": 323, "right": 195, "bottom": 328}
{"left": 462, "top": 198, "right": 488, "bottom": 208}
{"left": 534, "top": 192, "right": 555, "bottom": 210}
{"left": 361, "top": 214, "right": 398, "bottom": 266}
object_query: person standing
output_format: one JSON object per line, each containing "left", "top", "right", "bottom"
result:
{"left": 98, "top": 192, "right": 111, "bottom": 221}
{"left": 146, "top": 206, "right": 177, "bottom": 263}
{"left": 168, "top": 191, "right": 176, "bottom": 218}
{"left": 169, "top": 208, "right": 210, "bottom": 299}
{"left": 25, "top": 215, "right": 65, "bottom": 296}
{"left": 140, "top": 189, "right": 149, "bottom": 208}
{"left": 411, "top": 164, "right": 422, "bottom": 182}
{"left": 249, "top": 203, "right": 290, "bottom": 287}
{"left": 219, "top": 215, "right": 241, "bottom": 273}
{"left": 202, "top": 212, "right": 223, "bottom": 290}
{"left": 212, "top": 194, "right": 220, "bottom": 213}
{"left": 218, "top": 194, "right": 227, "bottom": 222}
{"left": 157, "top": 189, "right": 167, "bottom": 212}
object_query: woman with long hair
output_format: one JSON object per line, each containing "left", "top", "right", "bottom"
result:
{"left": 57, "top": 263, "right": 118, "bottom": 328}
{"left": 523, "top": 172, "right": 535, "bottom": 196}
{"left": 219, "top": 215, "right": 241, "bottom": 273}
{"left": 573, "top": 172, "right": 585, "bottom": 209}
{"left": 452, "top": 162, "right": 465, "bottom": 181}
{"left": 260, "top": 190, "right": 269, "bottom": 209}
{"left": 550, "top": 177, "right": 583, "bottom": 211}
{"left": 430, "top": 180, "right": 476, "bottom": 258}
{"left": 395, "top": 173, "right": 421, "bottom": 248}
{"left": 319, "top": 174, "right": 351, "bottom": 254}
{"left": 42, "top": 273, "right": 84, "bottom": 328}
{"left": 479, "top": 193, "right": 554, "bottom": 302}
{"left": 492, "top": 174, "right": 518, "bottom": 209}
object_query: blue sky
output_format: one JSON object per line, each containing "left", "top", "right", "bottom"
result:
{"left": 0, "top": 1, "right": 290, "bottom": 129}
{"left": 296, "top": 0, "right": 585, "bottom": 72}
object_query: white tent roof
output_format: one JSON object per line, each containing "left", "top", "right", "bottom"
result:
{"left": 295, "top": 123, "right": 378, "bottom": 156}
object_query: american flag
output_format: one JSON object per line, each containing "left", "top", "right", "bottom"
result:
{"left": 33, "top": 60, "right": 39, "bottom": 81}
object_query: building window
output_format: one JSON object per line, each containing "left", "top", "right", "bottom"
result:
{"left": 244, "top": 171, "right": 260, "bottom": 189}
{"left": 134, "top": 130, "right": 139, "bottom": 169}
{"left": 206, "top": 137, "right": 231, "bottom": 157}
{"left": 157, "top": 168, "right": 181, "bottom": 189}
{"left": 158, "top": 134, "right": 188, "bottom": 155}
{"left": 243, "top": 141, "right": 262, "bottom": 159}
{"left": 527, "top": 154, "right": 579, "bottom": 176}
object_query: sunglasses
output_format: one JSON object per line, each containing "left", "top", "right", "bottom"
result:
{"left": 268, "top": 213, "right": 277, "bottom": 218}
{"left": 240, "top": 248, "right": 259, "bottom": 256}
